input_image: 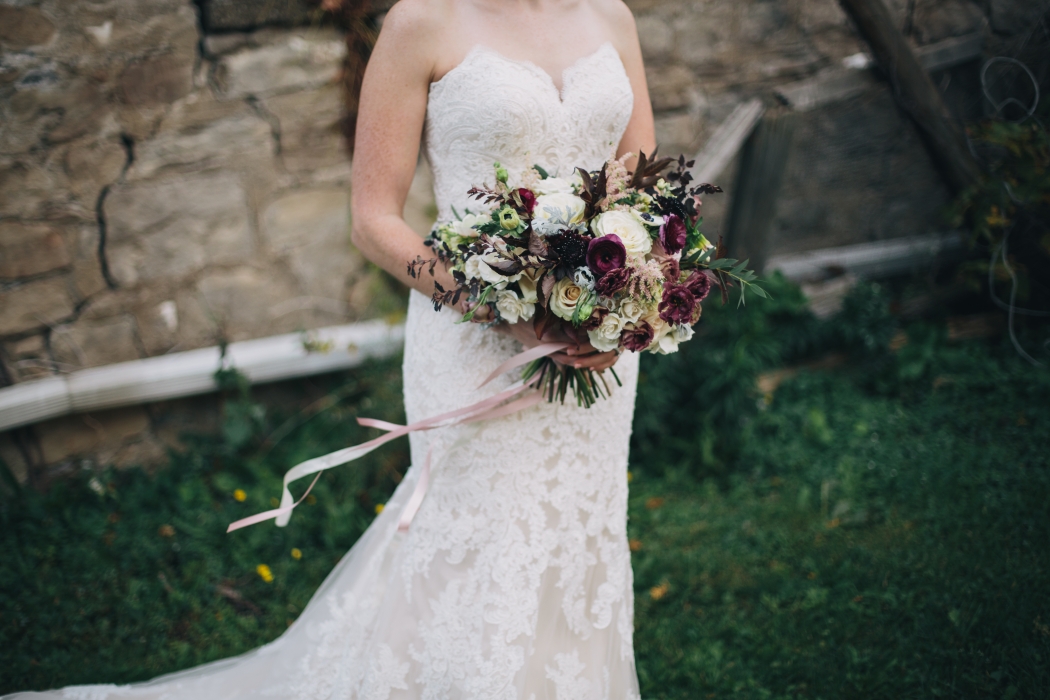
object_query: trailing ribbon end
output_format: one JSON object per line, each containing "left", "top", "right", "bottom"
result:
{"left": 226, "top": 344, "right": 566, "bottom": 535}
{"left": 226, "top": 473, "right": 323, "bottom": 533}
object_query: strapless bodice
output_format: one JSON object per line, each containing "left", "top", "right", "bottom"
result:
{"left": 424, "top": 42, "right": 634, "bottom": 222}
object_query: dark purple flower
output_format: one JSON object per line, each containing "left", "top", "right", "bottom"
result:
{"left": 659, "top": 214, "right": 688, "bottom": 254}
{"left": 621, "top": 320, "right": 655, "bottom": 352}
{"left": 517, "top": 188, "right": 537, "bottom": 215}
{"left": 586, "top": 234, "right": 626, "bottom": 277}
{"left": 580, "top": 306, "right": 609, "bottom": 331}
{"left": 659, "top": 283, "right": 697, "bottom": 325}
{"left": 594, "top": 266, "right": 632, "bottom": 297}
{"left": 683, "top": 270, "right": 713, "bottom": 303}
{"left": 549, "top": 231, "right": 589, "bottom": 268}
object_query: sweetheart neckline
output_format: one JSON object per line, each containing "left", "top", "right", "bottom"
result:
{"left": 428, "top": 41, "right": 622, "bottom": 104}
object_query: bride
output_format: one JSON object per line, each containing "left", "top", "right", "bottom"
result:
{"left": 6, "top": 0, "right": 655, "bottom": 697}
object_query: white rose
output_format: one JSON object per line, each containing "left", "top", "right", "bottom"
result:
{"left": 592, "top": 210, "right": 653, "bottom": 256}
{"left": 532, "top": 192, "right": 587, "bottom": 237}
{"left": 587, "top": 312, "right": 625, "bottom": 352}
{"left": 550, "top": 276, "right": 584, "bottom": 321}
{"left": 463, "top": 254, "right": 482, "bottom": 281}
{"left": 451, "top": 213, "right": 487, "bottom": 238}
{"left": 617, "top": 298, "right": 645, "bottom": 323}
{"left": 467, "top": 251, "right": 521, "bottom": 289}
{"left": 653, "top": 322, "right": 694, "bottom": 355}
{"left": 535, "top": 176, "right": 575, "bottom": 195}
{"left": 496, "top": 290, "right": 535, "bottom": 324}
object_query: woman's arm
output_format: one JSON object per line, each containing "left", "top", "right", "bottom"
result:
{"left": 605, "top": 1, "right": 657, "bottom": 165}
{"left": 350, "top": 2, "right": 456, "bottom": 299}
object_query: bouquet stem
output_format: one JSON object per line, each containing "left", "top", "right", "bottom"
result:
{"left": 522, "top": 357, "right": 621, "bottom": 408}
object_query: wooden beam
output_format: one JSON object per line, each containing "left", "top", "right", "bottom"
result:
{"left": 836, "top": 0, "right": 982, "bottom": 193}
{"left": 775, "top": 32, "right": 985, "bottom": 113}
{"left": 690, "top": 98, "right": 765, "bottom": 183}
{"left": 724, "top": 108, "right": 797, "bottom": 272}
{"left": 765, "top": 231, "right": 965, "bottom": 281}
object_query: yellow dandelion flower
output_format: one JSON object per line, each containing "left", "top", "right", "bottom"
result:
{"left": 233, "top": 489, "right": 247, "bottom": 502}
{"left": 374, "top": 503, "right": 385, "bottom": 515}
{"left": 650, "top": 582, "right": 669, "bottom": 601}
{"left": 627, "top": 471, "right": 634, "bottom": 483}
{"left": 290, "top": 548, "right": 302, "bottom": 560}
{"left": 256, "top": 564, "right": 274, "bottom": 583}
{"left": 270, "top": 497, "right": 280, "bottom": 507}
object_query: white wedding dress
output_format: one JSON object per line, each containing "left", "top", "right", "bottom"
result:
{"left": 8, "top": 42, "right": 642, "bottom": 700}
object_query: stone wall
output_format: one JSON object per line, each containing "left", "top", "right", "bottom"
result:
{"left": 0, "top": 0, "right": 418, "bottom": 482}
{"left": 628, "top": 0, "right": 1048, "bottom": 252}
{"left": 1, "top": 0, "right": 1046, "bottom": 483}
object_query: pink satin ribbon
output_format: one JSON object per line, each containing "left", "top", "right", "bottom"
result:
{"left": 226, "top": 343, "right": 569, "bottom": 534}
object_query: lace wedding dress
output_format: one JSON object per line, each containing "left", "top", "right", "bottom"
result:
{"left": 8, "top": 42, "right": 641, "bottom": 700}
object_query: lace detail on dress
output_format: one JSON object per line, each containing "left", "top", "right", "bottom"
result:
{"left": 2, "top": 42, "right": 640, "bottom": 700}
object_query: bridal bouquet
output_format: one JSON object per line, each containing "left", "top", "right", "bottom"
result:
{"left": 409, "top": 151, "right": 767, "bottom": 407}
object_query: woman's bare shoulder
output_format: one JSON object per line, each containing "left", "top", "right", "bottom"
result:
{"left": 380, "top": 0, "right": 456, "bottom": 49}
{"left": 588, "top": 0, "right": 639, "bottom": 56}
{"left": 590, "top": 0, "right": 637, "bottom": 32}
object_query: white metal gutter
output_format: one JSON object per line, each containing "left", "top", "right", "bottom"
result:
{"left": 0, "top": 320, "right": 406, "bottom": 432}
{"left": 766, "top": 231, "right": 965, "bottom": 281}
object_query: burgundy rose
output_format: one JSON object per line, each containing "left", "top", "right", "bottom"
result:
{"left": 594, "top": 266, "right": 632, "bottom": 297}
{"left": 659, "top": 214, "right": 688, "bottom": 254}
{"left": 517, "top": 188, "right": 537, "bottom": 215}
{"left": 621, "top": 320, "right": 655, "bottom": 352}
{"left": 580, "top": 306, "right": 609, "bottom": 332}
{"left": 683, "top": 270, "right": 713, "bottom": 303}
{"left": 659, "top": 283, "right": 697, "bottom": 325}
{"left": 586, "top": 234, "right": 626, "bottom": 277}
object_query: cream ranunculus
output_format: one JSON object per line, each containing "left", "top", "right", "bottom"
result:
{"left": 587, "top": 312, "right": 625, "bottom": 352}
{"left": 592, "top": 210, "right": 653, "bottom": 256}
{"left": 496, "top": 289, "right": 535, "bottom": 324}
{"left": 617, "top": 298, "right": 646, "bottom": 324}
{"left": 532, "top": 192, "right": 587, "bottom": 237}
{"left": 652, "top": 322, "right": 695, "bottom": 355}
{"left": 451, "top": 213, "right": 487, "bottom": 238}
{"left": 550, "top": 277, "right": 584, "bottom": 321}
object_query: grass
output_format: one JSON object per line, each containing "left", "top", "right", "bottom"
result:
{"left": 629, "top": 346, "right": 1050, "bottom": 698}
{"left": 1, "top": 280, "right": 1048, "bottom": 698}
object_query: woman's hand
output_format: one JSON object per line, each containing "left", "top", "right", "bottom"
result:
{"left": 488, "top": 311, "right": 620, "bottom": 372}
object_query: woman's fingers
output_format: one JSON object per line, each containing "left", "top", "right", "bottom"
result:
{"left": 551, "top": 351, "right": 619, "bottom": 371}
{"left": 465, "top": 302, "right": 494, "bottom": 323}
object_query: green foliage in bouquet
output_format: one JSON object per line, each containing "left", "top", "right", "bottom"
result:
{"left": 409, "top": 152, "right": 767, "bottom": 408}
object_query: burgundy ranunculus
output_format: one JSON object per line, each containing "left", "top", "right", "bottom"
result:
{"left": 594, "top": 266, "right": 632, "bottom": 297}
{"left": 621, "top": 320, "right": 655, "bottom": 352}
{"left": 683, "top": 270, "right": 713, "bottom": 303}
{"left": 580, "top": 306, "right": 609, "bottom": 332}
{"left": 659, "top": 283, "right": 697, "bottom": 325}
{"left": 517, "top": 188, "right": 537, "bottom": 215}
{"left": 586, "top": 234, "right": 626, "bottom": 277}
{"left": 659, "top": 214, "right": 688, "bottom": 254}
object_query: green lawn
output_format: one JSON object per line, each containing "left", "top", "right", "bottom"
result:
{"left": 2, "top": 281, "right": 1048, "bottom": 698}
